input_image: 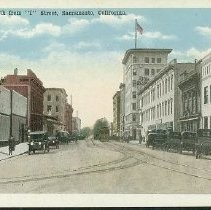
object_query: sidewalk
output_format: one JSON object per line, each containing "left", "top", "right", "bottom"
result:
{"left": 0, "top": 142, "right": 28, "bottom": 161}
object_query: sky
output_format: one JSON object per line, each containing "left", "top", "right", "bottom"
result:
{"left": 0, "top": 8, "right": 211, "bottom": 127}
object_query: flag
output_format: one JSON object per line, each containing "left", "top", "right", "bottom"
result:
{"left": 136, "top": 21, "right": 143, "bottom": 35}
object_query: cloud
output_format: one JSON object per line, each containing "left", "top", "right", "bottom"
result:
{"left": 0, "top": 15, "right": 29, "bottom": 27}
{"left": 92, "top": 13, "right": 145, "bottom": 27}
{"left": 16, "top": 23, "right": 62, "bottom": 38}
{"left": 117, "top": 31, "right": 177, "bottom": 41}
{"left": 170, "top": 47, "right": 211, "bottom": 62}
{"left": 62, "top": 18, "right": 90, "bottom": 34}
{"left": 196, "top": 26, "right": 211, "bottom": 38}
{"left": 74, "top": 41, "right": 101, "bottom": 50}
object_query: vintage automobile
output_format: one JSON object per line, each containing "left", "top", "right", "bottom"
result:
{"left": 28, "top": 131, "right": 50, "bottom": 155}
{"left": 56, "top": 131, "right": 70, "bottom": 144}
{"left": 146, "top": 129, "right": 167, "bottom": 150}
{"left": 195, "top": 129, "right": 211, "bottom": 159}
{"left": 164, "top": 131, "right": 182, "bottom": 152}
{"left": 48, "top": 136, "right": 59, "bottom": 149}
{"left": 180, "top": 131, "right": 197, "bottom": 154}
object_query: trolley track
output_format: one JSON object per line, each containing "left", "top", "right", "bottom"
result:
{"left": 0, "top": 140, "right": 140, "bottom": 184}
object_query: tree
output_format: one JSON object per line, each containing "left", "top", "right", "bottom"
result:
{"left": 93, "top": 118, "right": 110, "bottom": 140}
{"left": 80, "top": 127, "right": 92, "bottom": 139}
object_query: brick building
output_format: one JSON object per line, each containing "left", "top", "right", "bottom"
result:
{"left": 1, "top": 69, "right": 45, "bottom": 132}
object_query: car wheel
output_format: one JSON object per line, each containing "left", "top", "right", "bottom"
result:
{"left": 28, "top": 150, "right": 31, "bottom": 155}
{"left": 33, "top": 150, "right": 35, "bottom": 154}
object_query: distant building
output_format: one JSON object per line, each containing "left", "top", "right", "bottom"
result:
{"left": 122, "top": 48, "right": 172, "bottom": 139}
{"left": 65, "top": 103, "right": 74, "bottom": 134}
{"left": 43, "top": 88, "right": 68, "bottom": 132}
{"left": 178, "top": 61, "right": 201, "bottom": 132}
{"left": 139, "top": 60, "right": 195, "bottom": 141}
{"left": 72, "top": 117, "right": 81, "bottom": 134}
{"left": 0, "top": 86, "right": 27, "bottom": 144}
{"left": 201, "top": 52, "right": 211, "bottom": 129}
{"left": 119, "top": 83, "right": 125, "bottom": 138}
{"left": 112, "top": 91, "right": 120, "bottom": 137}
{"left": 1, "top": 69, "right": 45, "bottom": 132}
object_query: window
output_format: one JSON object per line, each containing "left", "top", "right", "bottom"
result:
{"left": 151, "top": 69, "right": 155, "bottom": 76}
{"left": 145, "top": 57, "right": 149, "bottom": 63}
{"left": 165, "top": 78, "right": 167, "bottom": 94}
{"left": 157, "top": 58, "right": 161, "bottom": 63}
{"left": 170, "top": 99, "right": 173, "bottom": 114}
{"left": 133, "top": 71, "right": 137, "bottom": 76}
{"left": 47, "top": 105, "right": 52, "bottom": 112}
{"left": 132, "top": 103, "right": 136, "bottom": 110}
{"left": 162, "top": 102, "right": 164, "bottom": 117}
{"left": 157, "top": 105, "right": 159, "bottom": 118}
{"left": 165, "top": 101, "right": 167, "bottom": 116}
{"left": 204, "top": 116, "right": 208, "bottom": 129}
{"left": 162, "top": 81, "right": 164, "bottom": 95}
{"left": 157, "top": 85, "right": 159, "bottom": 98}
{"left": 132, "top": 91, "right": 136, "bottom": 99}
{"left": 144, "top": 68, "right": 149, "bottom": 76}
{"left": 47, "top": 95, "right": 51, "bottom": 101}
{"left": 168, "top": 100, "right": 170, "bottom": 115}
{"left": 132, "top": 114, "right": 136, "bottom": 122}
{"left": 56, "top": 95, "right": 59, "bottom": 101}
{"left": 133, "top": 56, "right": 138, "bottom": 63}
{"left": 204, "top": 86, "right": 208, "bottom": 104}
{"left": 133, "top": 80, "right": 136, "bottom": 87}
{"left": 171, "top": 74, "right": 173, "bottom": 90}
{"left": 56, "top": 106, "right": 59, "bottom": 112}
{"left": 151, "top": 58, "right": 155, "bottom": 63}
{"left": 168, "top": 76, "right": 170, "bottom": 92}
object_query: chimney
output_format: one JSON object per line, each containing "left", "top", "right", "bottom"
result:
{"left": 14, "top": 68, "right": 18, "bottom": 75}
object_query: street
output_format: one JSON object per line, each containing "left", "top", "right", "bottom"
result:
{"left": 1, "top": 139, "right": 211, "bottom": 193}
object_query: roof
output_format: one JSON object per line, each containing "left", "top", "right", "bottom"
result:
{"left": 45, "top": 88, "right": 67, "bottom": 96}
{"left": 122, "top": 48, "right": 172, "bottom": 64}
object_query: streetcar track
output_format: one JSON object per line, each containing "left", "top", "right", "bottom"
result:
{"left": 0, "top": 140, "right": 140, "bottom": 184}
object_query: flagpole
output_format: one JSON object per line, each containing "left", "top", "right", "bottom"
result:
{"left": 135, "top": 19, "right": 137, "bottom": 49}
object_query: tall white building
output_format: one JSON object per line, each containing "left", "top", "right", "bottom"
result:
{"left": 122, "top": 48, "right": 172, "bottom": 139}
{"left": 201, "top": 52, "right": 211, "bottom": 129}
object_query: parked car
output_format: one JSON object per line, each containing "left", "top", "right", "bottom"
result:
{"left": 48, "top": 136, "right": 59, "bottom": 149}
{"left": 195, "top": 129, "right": 211, "bottom": 159}
{"left": 146, "top": 129, "right": 167, "bottom": 149}
{"left": 164, "top": 131, "right": 182, "bottom": 152}
{"left": 28, "top": 131, "right": 50, "bottom": 155}
{"left": 56, "top": 131, "right": 70, "bottom": 144}
{"left": 180, "top": 131, "right": 197, "bottom": 154}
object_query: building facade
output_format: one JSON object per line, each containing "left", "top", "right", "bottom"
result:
{"left": 178, "top": 62, "right": 201, "bottom": 132}
{"left": 112, "top": 91, "right": 120, "bottom": 137}
{"left": 0, "top": 86, "right": 27, "bottom": 144}
{"left": 1, "top": 69, "right": 45, "bottom": 132}
{"left": 201, "top": 52, "right": 211, "bottom": 129}
{"left": 119, "top": 83, "right": 125, "bottom": 138}
{"left": 139, "top": 60, "right": 195, "bottom": 142}
{"left": 43, "top": 88, "right": 68, "bottom": 131}
{"left": 65, "top": 103, "right": 74, "bottom": 134}
{"left": 122, "top": 48, "right": 172, "bottom": 140}
{"left": 72, "top": 117, "right": 81, "bottom": 134}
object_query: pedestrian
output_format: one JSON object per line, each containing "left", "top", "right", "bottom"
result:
{"left": 9, "top": 135, "right": 15, "bottom": 155}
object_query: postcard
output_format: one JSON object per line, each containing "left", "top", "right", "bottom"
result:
{"left": 0, "top": 0, "right": 211, "bottom": 207}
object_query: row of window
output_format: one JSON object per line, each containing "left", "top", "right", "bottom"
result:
{"left": 47, "top": 105, "right": 59, "bottom": 113}
{"left": 144, "top": 68, "right": 161, "bottom": 76}
{"left": 202, "top": 64, "right": 211, "bottom": 77}
{"left": 133, "top": 56, "right": 162, "bottom": 64}
{"left": 141, "top": 74, "right": 174, "bottom": 107}
{"left": 203, "top": 85, "right": 211, "bottom": 104}
{"left": 125, "top": 114, "right": 137, "bottom": 122}
{"left": 203, "top": 116, "right": 211, "bottom": 129}
{"left": 47, "top": 94, "right": 60, "bottom": 102}
{"left": 182, "top": 91, "right": 198, "bottom": 115}
{"left": 141, "top": 98, "right": 173, "bottom": 123}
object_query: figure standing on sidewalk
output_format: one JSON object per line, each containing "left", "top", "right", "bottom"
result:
{"left": 9, "top": 135, "right": 15, "bottom": 155}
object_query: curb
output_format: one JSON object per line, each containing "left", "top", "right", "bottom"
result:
{"left": 0, "top": 151, "right": 28, "bottom": 162}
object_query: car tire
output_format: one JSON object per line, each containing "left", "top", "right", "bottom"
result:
{"left": 28, "top": 150, "right": 31, "bottom": 155}
{"left": 33, "top": 150, "right": 35, "bottom": 154}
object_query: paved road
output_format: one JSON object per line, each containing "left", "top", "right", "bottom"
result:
{"left": 1, "top": 139, "right": 211, "bottom": 193}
